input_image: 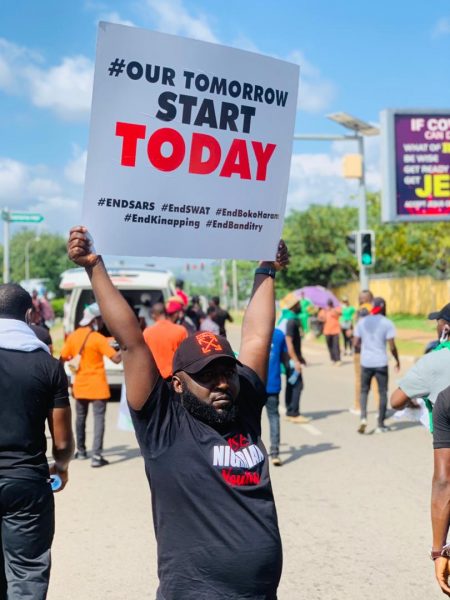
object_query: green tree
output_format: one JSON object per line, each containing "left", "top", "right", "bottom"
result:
{"left": 278, "top": 204, "right": 359, "bottom": 292}
{"left": 367, "top": 193, "right": 450, "bottom": 277}
{"left": 8, "top": 229, "right": 72, "bottom": 293}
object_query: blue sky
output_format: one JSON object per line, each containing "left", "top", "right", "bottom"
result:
{"left": 1, "top": 0, "right": 449, "bottom": 260}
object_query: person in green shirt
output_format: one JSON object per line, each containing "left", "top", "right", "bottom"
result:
{"left": 339, "top": 297, "right": 356, "bottom": 356}
{"left": 299, "top": 291, "right": 313, "bottom": 334}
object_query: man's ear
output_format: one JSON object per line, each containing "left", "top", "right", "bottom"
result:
{"left": 25, "top": 308, "right": 32, "bottom": 324}
{"left": 172, "top": 374, "right": 183, "bottom": 394}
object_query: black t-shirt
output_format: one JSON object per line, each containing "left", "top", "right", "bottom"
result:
{"left": 0, "top": 348, "right": 69, "bottom": 480}
{"left": 212, "top": 307, "right": 231, "bottom": 336}
{"left": 130, "top": 365, "right": 282, "bottom": 600}
{"left": 285, "top": 318, "right": 301, "bottom": 357}
{"left": 433, "top": 386, "right": 450, "bottom": 449}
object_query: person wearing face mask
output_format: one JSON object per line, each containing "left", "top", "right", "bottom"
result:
{"left": 60, "top": 303, "right": 121, "bottom": 467}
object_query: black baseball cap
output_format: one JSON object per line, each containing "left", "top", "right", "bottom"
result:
{"left": 173, "top": 332, "right": 240, "bottom": 375}
{"left": 428, "top": 303, "right": 450, "bottom": 322}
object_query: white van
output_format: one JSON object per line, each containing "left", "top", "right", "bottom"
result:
{"left": 60, "top": 266, "right": 175, "bottom": 388}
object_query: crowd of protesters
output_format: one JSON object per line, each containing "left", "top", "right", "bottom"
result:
{"left": 0, "top": 238, "right": 449, "bottom": 598}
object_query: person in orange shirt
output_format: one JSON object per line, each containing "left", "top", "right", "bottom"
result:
{"left": 318, "top": 299, "right": 342, "bottom": 365}
{"left": 143, "top": 301, "right": 188, "bottom": 379}
{"left": 60, "top": 303, "right": 121, "bottom": 467}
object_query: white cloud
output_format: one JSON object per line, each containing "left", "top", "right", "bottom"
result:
{"left": 25, "top": 56, "right": 94, "bottom": 121}
{"left": 0, "top": 156, "right": 82, "bottom": 233}
{"left": 0, "top": 37, "right": 93, "bottom": 120}
{"left": 288, "top": 50, "right": 337, "bottom": 113}
{"left": 146, "top": 0, "right": 219, "bottom": 43}
{"left": 0, "top": 38, "right": 42, "bottom": 93}
{"left": 98, "top": 11, "right": 135, "bottom": 27}
{"left": 287, "top": 136, "right": 381, "bottom": 213}
{"left": 432, "top": 17, "right": 450, "bottom": 38}
{"left": 28, "top": 178, "right": 61, "bottom": 197}
{"left": 64, "top": 148, "right": 87, "bottom": 185}
{"left": 0, "top": 158, "right": 29, "bottom": 202}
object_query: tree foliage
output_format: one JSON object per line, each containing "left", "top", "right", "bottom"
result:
{"left": 4, "top": 229, "right": 72, "bottom": 294}
{"left": 278, "top": 204, "right": 359, "bottom": 291}
{"left": 278, "top": 194, "right": 450, "bottom": 291}
{"left": 367, "top": 194, "right": 450, "bottom": 276}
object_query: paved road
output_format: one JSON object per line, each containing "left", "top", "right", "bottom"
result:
{"left": 48, "top": 328, "right": 441, "bottom": 599}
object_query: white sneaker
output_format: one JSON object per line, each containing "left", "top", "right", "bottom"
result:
{"left": 375, "top": 426, "right": 390, "bottom": 434}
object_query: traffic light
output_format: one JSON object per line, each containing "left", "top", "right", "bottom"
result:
{"left": 346, "top": 233, "right": 357, "bottom": 256}
{"left": 360, "top": 231, "right": 375, "bottom": 266}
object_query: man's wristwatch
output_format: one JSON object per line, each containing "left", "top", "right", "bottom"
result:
{"left": 255, "top": 266, "right": 276, "bottom": 279}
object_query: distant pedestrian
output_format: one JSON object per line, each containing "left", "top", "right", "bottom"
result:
{"left": 137, "top": 292, "right": 154, "bottom": 329}
{"left": 266, "top": 328, "right": 289, "bottom": 465}
{"left": 339, "top": 297, "right": 356, "bottom": 356}
{"left": 279, "top": 292, "right": 309, "bottom": 424}
{"left": 143, "top": 301, "right": 188, "bottom": 379}
{"left": 30, "top": 289, "right": 43, "bottom": 325}
{"left": 0, "top": 283, "right": 74, "bottom": 599}
{"left": 60, "top": 302, "right": 121, "bottom": 467}
{"left": 354, "top": 297, "right": 400, "bottom": 434}
{"left": 40, "top": 290, "right": 55, "bottom": 328}
{"left": 299, "top": 291, "right": 313, "bottom": 334}
{"left": 200, "top": 306, "right": 220, "bottom": 335}
{"left": 318, "top": 299, "right": 342, "bottom": 365}
{"left": 186, "top": 295, "right": 205, "bottom": 330}
{"left": 210, "top": 296, "right": 233, "bottom": 337}
{"left": 29, "top": 321, "right": 54, "bottom": 355}
{"left": 175, "top": 278, "right": 189, "bottom": 307}
{"left": 352, "top": 290, "right": 379, "bottom": 413}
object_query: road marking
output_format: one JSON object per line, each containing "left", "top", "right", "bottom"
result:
{"left": 302, "top": 424, "right": 322, "bottom": 436}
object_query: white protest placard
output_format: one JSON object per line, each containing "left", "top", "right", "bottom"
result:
{"left": 83, "top": 22, "right": 299, "bottom": 260}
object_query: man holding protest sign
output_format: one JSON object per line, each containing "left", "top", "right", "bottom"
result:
{"left": 68, "top": 225, "right": 288, "bottom": 600}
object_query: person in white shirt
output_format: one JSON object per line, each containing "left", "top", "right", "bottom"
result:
{"left": 354, "top": 297, "right": 400, "bottom": 434}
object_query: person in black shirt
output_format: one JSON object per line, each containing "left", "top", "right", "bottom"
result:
{"left": 279, "top": 293, "right": 309, "bottom": 424}
{"left": 68, "top": 226, "right": 289, "bottom": 600}
{"left": 209, "top": 295, "right": 233, "bottom": 337}
{"left": 430, "top": 385, "right": 450, "bottom": 595}
{"left": 0, "top": 283, "right": 74, "bottom": 599}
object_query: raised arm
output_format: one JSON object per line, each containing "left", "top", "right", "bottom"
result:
{"left": 239, "top": 240, "right": 289, "bottom": 382}
{"left": 67, "top": 226, "right": 159, "bottom": 409}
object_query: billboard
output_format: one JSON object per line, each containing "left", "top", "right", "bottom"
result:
{"left": 381, "top": 109, "right": 450, "bottom": 222}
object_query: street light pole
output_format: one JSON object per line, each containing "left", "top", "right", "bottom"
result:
{"left": 24, "top": 236, "right": 41, "bottom": 281}
{"left": 356, "top": 135, "right": 368, "bottom": 289}
{"left": 2, "top": 208, "right": 10, "bottom": 284}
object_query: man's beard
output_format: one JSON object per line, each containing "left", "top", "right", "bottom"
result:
{"left": 180, "top": 387, "right": 238, "bottom": 426}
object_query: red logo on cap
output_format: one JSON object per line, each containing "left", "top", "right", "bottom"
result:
{"left": 196, "top": 332, "right": 223, "bottom": 354}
